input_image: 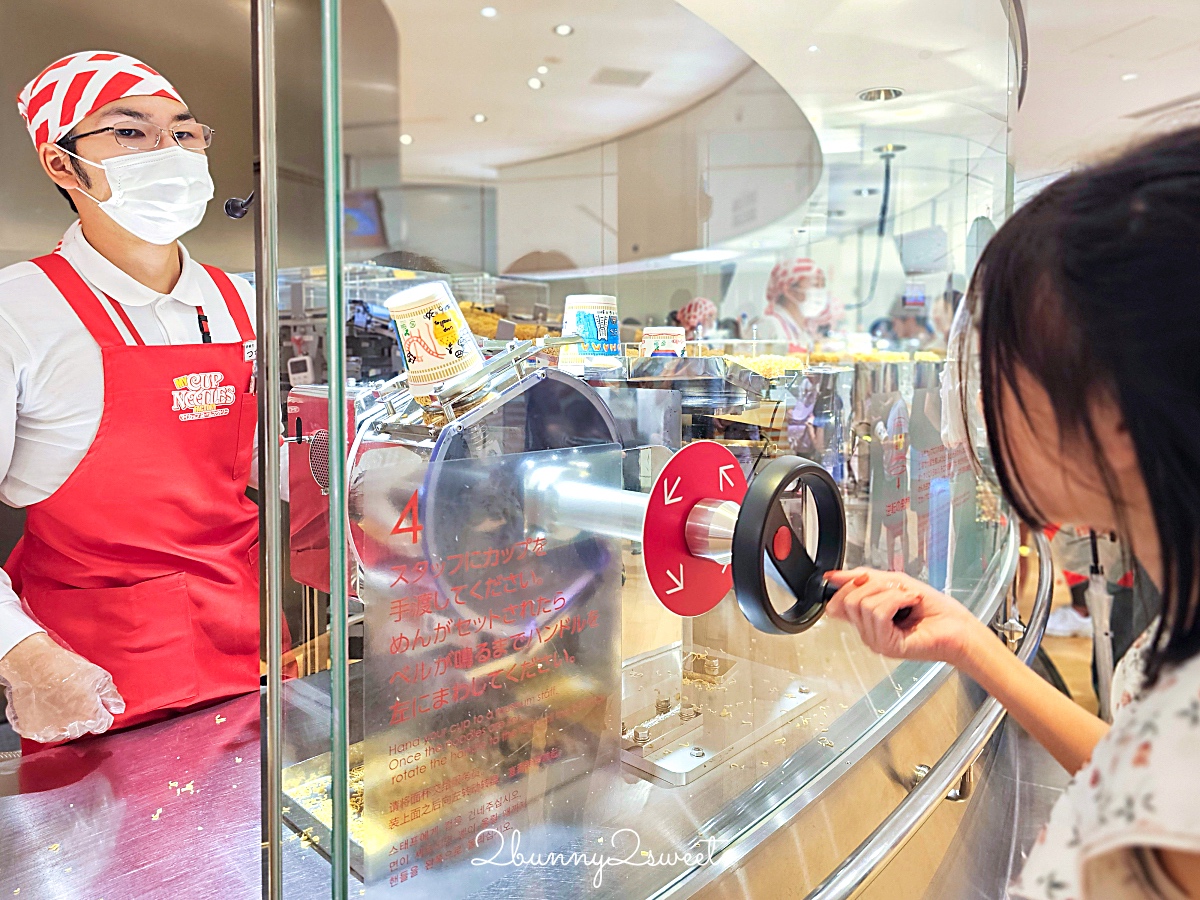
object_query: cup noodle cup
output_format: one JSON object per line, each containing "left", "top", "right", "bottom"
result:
{"left": 385, "top": 281, "right": 484, "bottom": 391}
{"left": 560, "top": 294, "right": 621, "bottom": 365}
{"left": 639, "top": 326, "right": 686, "bottom": 357}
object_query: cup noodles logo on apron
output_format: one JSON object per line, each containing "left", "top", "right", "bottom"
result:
{"left": 172, "top": 371, "right": 238, "bottom": 421}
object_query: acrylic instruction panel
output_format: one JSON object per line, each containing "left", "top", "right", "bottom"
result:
{"left": 358, "top": 444, "right": 624, "bottom": 896}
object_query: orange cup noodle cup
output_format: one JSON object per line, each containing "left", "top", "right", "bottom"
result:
{"left": 560, "top": 294, "right": 621, "bottom": 360}
{"left": 384, "top": 281, "right": 484, "bottom": 389}
{"left": 639, "top": 327, "right": 686, "bottom": 358}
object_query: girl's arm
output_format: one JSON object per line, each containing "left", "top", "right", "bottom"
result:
{"left": 826, "top": 568, "right": 1108, "bottom": 773}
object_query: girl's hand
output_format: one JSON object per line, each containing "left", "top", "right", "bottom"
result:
{"left": 824, "top": 568, "right": 993, "bottom": 670}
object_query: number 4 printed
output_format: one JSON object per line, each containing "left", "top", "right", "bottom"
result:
{"left": 391, "top": 490, "right": 423, "bottom": 543}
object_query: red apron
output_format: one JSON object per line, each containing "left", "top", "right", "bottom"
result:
{"left": 6, "top": 253, "right": 261, "bottom": 751}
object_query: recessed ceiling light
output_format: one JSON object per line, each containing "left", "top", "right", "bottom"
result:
{"left": 536, "top": 65, "right": 549, "bottom": 75}
{"left": 480, "top": 6, "right": 497, "bottom": 17}
{"left": 1122, "top": 72, "right": 1139, "bottom": 81}
{"left": 527, "top": 77, "right": 543, "bottom": 90}
{"left": 858, "top": 87, "right": 904, "bottom": 102}
{"left": 472, "top": 113, "right": 487, "bottom": 123}
{"left": 399, "top": 133, "right": 413, "bottom": 145}
{"left": 808, "top": 45, "right": 819, "bottom": 53}
{"left": 554, "top": 24, "right": 573, "bottom": 36}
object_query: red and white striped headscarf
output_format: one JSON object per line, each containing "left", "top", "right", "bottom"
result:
{"left": 17, "top": 51, "right": 184, "bottom": 148}
{"left": 677, "top": 297, "right": 717, "bottom": 330}
{"left": 765, "top": 258, "right": 819, "bottom": 307}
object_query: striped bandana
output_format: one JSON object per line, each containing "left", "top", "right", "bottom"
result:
{"left": 17, "top": 51, "right": 184, "bottom": 148}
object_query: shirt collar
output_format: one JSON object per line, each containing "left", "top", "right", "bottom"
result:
{"left": 57, "top": 221, "right": 204, "bottom": 309}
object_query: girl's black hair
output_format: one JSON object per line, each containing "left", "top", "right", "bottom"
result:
{"left": 964, "top": 126, "right": 1200, "bottom": 686}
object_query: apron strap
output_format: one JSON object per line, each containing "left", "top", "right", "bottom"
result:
{"left": 31, "top": 254, "right": 126, "bottom": 348}
{"left": 201, "top": 265, "right": 255, "bottom": 344}
{"left": 102, "top": 293, "right": 147, "bottom": 346}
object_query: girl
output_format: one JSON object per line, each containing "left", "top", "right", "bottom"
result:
{"left": 827, "top": 127, "right": 1200, "bottom": 898}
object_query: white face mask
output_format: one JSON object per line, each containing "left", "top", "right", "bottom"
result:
{"left": 65, "top": 145, "right": 214, "bottom": 245}
{"left": 800, "top": 287, "right": 829, "bottom": 318}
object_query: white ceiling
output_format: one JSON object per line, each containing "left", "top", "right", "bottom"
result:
{"left": 351, "top": 0, "right": 1200, "bottom": 216}
{"left": 1013, "top": 0, "right": 1200, "bottom": 180}
{"left": 381, "top": 0, "right": 750, "bottom": 181}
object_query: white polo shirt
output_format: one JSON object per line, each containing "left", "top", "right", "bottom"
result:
{"left": 0, "top": 221, "right": 257, "bottom": 659}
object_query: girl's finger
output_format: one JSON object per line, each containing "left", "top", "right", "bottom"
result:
{"left": 862, "top": 589, "right": 921, "bottom": 653}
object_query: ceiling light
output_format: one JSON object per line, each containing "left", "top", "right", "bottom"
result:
{"left": 1122, "top": 72, "right": 1139, "bottom": 81}
{"left": 537, "top": 65, "right": 549, "bottom": 75}
{"left": 480, "top": 6, "right": 497, "bottom": 17}
{"left": 554, "top": 24, "right": 573, "bottom": 36}
{"left": 669, "top": 249, "right": 739, "bottom": 264}
{"left": 472, "top": 113, "right": 487, "bottom": 123}
{"left": 527, "top": 77, "right": 543, "bottom": 90}
{"left": 399, "top": 133, "right": 413, "bottom": 145}
{"left": 808, "top": 45, "right": 819, "bottom": 53}
{"left": 858, "top": 87, "right": 904, "bottom": 102}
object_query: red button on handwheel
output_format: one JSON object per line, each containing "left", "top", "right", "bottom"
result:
{"left": 772, "top": 525, "right": 793, "bottom": 561}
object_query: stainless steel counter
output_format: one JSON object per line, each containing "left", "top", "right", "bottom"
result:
{"left": 0, "top": 692, "right": 330, "bottom": 900}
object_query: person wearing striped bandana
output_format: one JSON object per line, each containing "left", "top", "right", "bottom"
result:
{"left": 0, "top": 52, "right": 262, "bottom": 750}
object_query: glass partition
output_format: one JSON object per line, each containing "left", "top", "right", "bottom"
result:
{"left": 259, "top": 1, "right": 1021, "bottom": 898}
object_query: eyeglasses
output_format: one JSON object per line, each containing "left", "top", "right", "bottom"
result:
{"left": 60, "top": 120, "right": 214, "bottom": 152}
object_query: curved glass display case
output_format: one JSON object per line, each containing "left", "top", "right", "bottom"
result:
{"left": 258, "top": 1, "right": 1036, "bottom": 898}
{"left": 0, "top": 2, "right": 1048, "bottom": 900}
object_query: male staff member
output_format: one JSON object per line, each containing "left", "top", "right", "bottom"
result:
{"left": 0, "top": 52, "right": 261, "bottom": 750}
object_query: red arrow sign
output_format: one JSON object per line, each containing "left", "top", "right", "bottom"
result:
{"left": 642, "top": 440, "right": 748, "bottom": 616}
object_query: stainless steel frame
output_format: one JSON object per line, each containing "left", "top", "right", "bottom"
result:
{"left": 806, "top": 530, "right": 1052, "bottom": 900}
{"left": 320, "top": 0, "right": 351, "bottom": 896}
{"left": 254, "top": 0, "right": 284, "bottom": 895}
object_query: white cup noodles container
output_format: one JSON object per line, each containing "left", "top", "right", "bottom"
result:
{"left": 560, "top": 295, "right": 621, "bottom": 364}
{"left": 639, "top": 326, "right": 686, "bottom": 358}
{"left": 385, "top": 281, "right": 484, "bottom": 390}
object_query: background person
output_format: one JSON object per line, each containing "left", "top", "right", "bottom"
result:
{"left": 751, "top": 258, "right": 839, "bottom": 348}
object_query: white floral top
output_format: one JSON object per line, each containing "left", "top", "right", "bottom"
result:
{"left": 1011, "top": 624, "right": 1200, "bottom": 899}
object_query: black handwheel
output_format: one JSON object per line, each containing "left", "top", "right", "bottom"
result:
{"left": 732, "top": 456, "right": 846, "bottom": 635}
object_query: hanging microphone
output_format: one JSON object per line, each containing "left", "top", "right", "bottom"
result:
{"left": 224, "top": 190, "right": 256, "bottom": 219}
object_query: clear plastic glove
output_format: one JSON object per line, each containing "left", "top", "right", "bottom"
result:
{"left": 0, "top": 632, "right": 125, "bottom": 743}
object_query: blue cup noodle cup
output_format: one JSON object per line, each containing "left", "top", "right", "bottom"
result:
{"left": 561, "top": 294, "right": 621, "bottom": 362}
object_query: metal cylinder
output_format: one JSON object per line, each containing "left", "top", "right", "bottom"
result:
{"left": 547, "top": 480, "right": 649, "bottom": 543}
{"left": 684, "top": 498, "right": 740, "bottom": 565}
{"left": 533, "top": 473, "right": 744, "bottom": 565}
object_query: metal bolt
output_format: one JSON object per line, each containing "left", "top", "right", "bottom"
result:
{"left": 655, "top": 697, "right": 671, "bottom": 715}
{"left": 690, "top": 747, "right": 705, "bottom": 758}
{"left": 679, "top": 700, "right": 698, "bottom": 721}
{"left": 633, "top": 726, "right": 651, "bottom": 744}
{"left": 704, "top": 658, "right": 720, "bottom": 675}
